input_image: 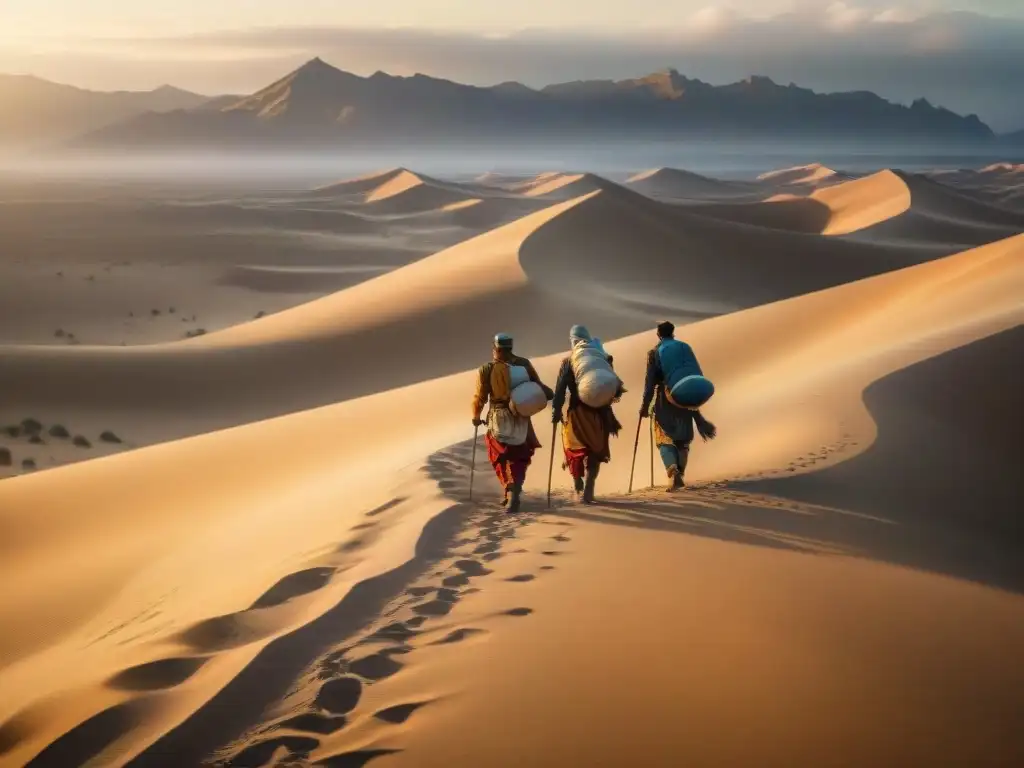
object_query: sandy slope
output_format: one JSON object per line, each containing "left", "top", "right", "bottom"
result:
{"left": 0, "top": 181, "right": 950, "bottom": 479}
{"left": 229, "top": 236, "right": 1022, "bottom": 768}
{"left": 0, "top": 178, "right": 525, "bottom": 348}
{"left": 5, "top": 165, "right": 1009, "bottom": 351}
{"left": 0, "top": 216, "right": 1021, "bottom": 765}
{"left": 1, "top": 161, "right": 1023, "bottom": 767}
{"left": 304, "top": 486, "right": 1024, "bottom": 768}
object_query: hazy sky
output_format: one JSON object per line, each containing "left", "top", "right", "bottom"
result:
{"left": 3, "top": 1, "right": 1023, "bottom": 129}
{"left": 4, "top": 0, "right": 1023, "bottom": 35}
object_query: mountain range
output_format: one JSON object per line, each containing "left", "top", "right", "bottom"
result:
{"left": 0, "top": 75, "right": 221, "bottom": 147}
{"left": 4, "top": 58, "right": 1023, "bottom": 151}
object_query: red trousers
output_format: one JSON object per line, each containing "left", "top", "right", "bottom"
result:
{"left": 485, "top": 432, "right": 535, "bottom": 489}
{"left": 563, "top": 447, "right": 590, "bottom": 479}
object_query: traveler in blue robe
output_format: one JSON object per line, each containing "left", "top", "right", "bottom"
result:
{"left": 639, "top": 321, "right": 717, "bottom": 491}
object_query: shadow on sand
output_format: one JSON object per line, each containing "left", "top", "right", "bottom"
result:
{"left": 558, "top": 325, "right": 1024, "bottom": 595}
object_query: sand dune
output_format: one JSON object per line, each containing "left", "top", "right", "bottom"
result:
{"left": 828, "top": 170, "right": 1024, "bottom": 242}
{"left": 979, "top": 162, "right": 1024, "bottom": 177}
{"left": 212, "top": 234, "right": 1022, "bottom": 768}
{"left": 516, "top": 172, "right": 615, "bottom": 200}
{"left": 808, "top": 168, "right": 912, "bottom": 234}
{"left": 757, "top": 162, "right": 852, "bottom": 187}
{"left": 312, "top": 168, "right": 481, "bottom": 215}
{"left": 687, "top": 169, "right": 1024, "bottom": 243}
{"left": 472, "top": 171, "right": 538, "bottom": 189}
{"left": 0, "top": 173, "right": 545, "bottom": 348}
{"left": 0, "top": 181, "right": 944, "bottom": 472}
{"left": 925, "top": 163, "right": 1024, "bottom": 212}
{"left": 652, "top": 170, "right": 910, "bottom": 235}
{"left": 1, "top": 223, "right": 1020, "bottom": 765}
{"left": 626, "top": 167, "right": 761, "bottom": 201}
{"left": 312, "top": 167, "right": 408, "bottom": 196}
{"left": 2, "top": 159, "right": 1023, "bottom": 767}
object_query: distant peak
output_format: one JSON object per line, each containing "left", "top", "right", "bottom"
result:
{"left": 295, "top": 57, "right": 341, "bottom": 76}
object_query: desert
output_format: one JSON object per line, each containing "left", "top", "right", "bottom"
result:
{"left": 2, "top": 43, "right": 1024, "bottom": 768}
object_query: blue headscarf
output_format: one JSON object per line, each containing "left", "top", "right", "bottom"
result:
{"left": 569, "top": 324, "right": 591, "bottom": 348}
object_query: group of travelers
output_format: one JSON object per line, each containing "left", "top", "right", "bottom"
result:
{"left": 470, "top": 321, "right": 717, "bottom": 512}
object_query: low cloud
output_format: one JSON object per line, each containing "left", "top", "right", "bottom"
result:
{"left": 4, "top": 7, "right": 1023, "bottom": 130}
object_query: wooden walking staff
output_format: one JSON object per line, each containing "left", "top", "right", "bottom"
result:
{"left": 469, "top": 423, "right": 480, "bottom": 501}
{"left": 649, "top": 418, "right": 655, "bottom": 488}
{"left": 546, "top": 421, "right": 557, "bottom": 508}
{"left": 627, "top": 417, "right": 642, "bottom": 494}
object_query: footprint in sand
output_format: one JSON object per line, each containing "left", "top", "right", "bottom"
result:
{"left": 506, "top": 574, "right": 536, "bottom": 583}
{"left": 316, "top": 748, "right": 401, "bottom": 767}
{"left": 336, "top": 539, "right": 366, "bottom": 553}
{"left": 504, "top": 607, "right": 534, "bottom": 617}
{"left": 178, "top": 612, "right": 275, "bottom": 653}
{"left": 552, "top": 534, "right": 571, "bottom": 543}
{"left": 453, "top": 559, "right": 491, "bottom": 576}
{"left": 413, "top": 600, "right": 455, "bottom": 617}
{"left": 366, "top": 622, "right": 419, "bottom": 644}
{"left": 349, "top": 653, "right": 404, "bottom": 681}
{"left": 442, "top": 573, "right": 470, "bottom": 588}
{"left": 315, "top": 676, "right": 362, "bottom": 715}
{"left": 540, "top": 566, "right": 556, "bottom": 571}
{"left": 430, "top": 628, "right": 486, "bottom": 646}
{"left": 364, "top": 497, "right": 407, "bottom": 518}
{"left": 228, "top": 736, "right": 320, "bottom": 767}
{"left": 374, "top": 701, "right": 430, "bottom": 725}
{"left": 279, "top": 712, "right": 348, "bottom": 735}
{"left": 482, "top": 553, "right": 503, "bottom": 562}
{"left": 107, "top": 657, "right": 206, "bottom": 691}
{"left": 250, "top": 567, "right": 335, "bottom": 609}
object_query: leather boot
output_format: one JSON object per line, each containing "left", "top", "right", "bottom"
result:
{"left": 583, "top": 461, "right": 600, "bottom": 504}
{"left": 507, "top": 483, "right": 523, "bottom": 514}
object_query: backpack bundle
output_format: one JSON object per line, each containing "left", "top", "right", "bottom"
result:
{"left": 570, "top": 338, "right": 622, "bottom": 408}
{"left": 508, "top": 364, "right": 547, "bottom": 417}
{"left": 657, "top": 339, "right": 715, "bottom": 408}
